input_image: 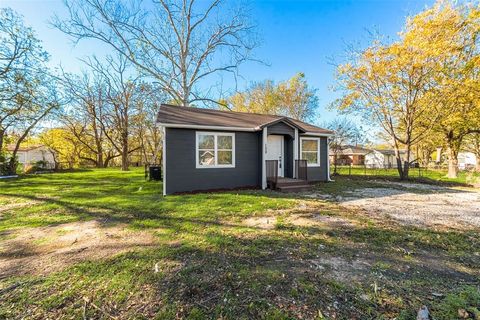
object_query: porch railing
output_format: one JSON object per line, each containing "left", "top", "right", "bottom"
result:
{"left": 265, "top": 160, "right": 278, "bottom": 189}
{"left": 295, "top": 159, "right": 308, "bottom": 181}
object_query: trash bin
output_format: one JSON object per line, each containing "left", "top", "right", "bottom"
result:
{"left": 149, "top": 166, "right": 162, "bottom": 181}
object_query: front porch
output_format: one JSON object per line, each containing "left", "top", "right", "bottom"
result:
{"left": 259, "top": 118, "right": 330, "bottom": 192}
{"left": 265, "top": 159, "right": 311, "bottom": 192}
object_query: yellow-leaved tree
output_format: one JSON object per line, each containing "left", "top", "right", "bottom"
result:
{"left": 335, "top": 0, "right": 480, "bottom": 179}
{"left": 40, "top": 128, "right": 80, "bottom": 169}
{"left": 405, "top": 1, "right": 480, "bottom": 178}
{"left": 334, "top": 35, "right": 439, "bottom": 179}
{"left": 226, "top": 73, "right": 318, "bottom": 121}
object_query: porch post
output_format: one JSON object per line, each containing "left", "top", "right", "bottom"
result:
{"left": 262, "top": 127, "right": 267, "bottom": 189}
{"left": 293, "top": 128, "right": 299, "bottom": 178}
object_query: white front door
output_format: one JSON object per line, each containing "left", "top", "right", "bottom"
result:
{"left": 266, "top": 135, "right": 284, "bottom": 177}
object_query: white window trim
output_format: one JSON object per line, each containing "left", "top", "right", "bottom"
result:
{"left": 300, "top": 137, "right": 321, "bottom": 167}
{"left": 195, "top": 131, "right": 235, "bottom": 169}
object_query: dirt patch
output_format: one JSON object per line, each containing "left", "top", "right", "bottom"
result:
{"left": 0, "top": 220, "right": 157, "bottom": 278}
{"left": 0, "top": 200, "right": 41, "bottom": 214}
{"left": 308, "top": 256, "right": 372, "bottom": 283}
{"left": 242, "top": 216, "right": 276, "bottom": 229}
{"left": 287, "top": 213, "right": 356, "bottom": 228}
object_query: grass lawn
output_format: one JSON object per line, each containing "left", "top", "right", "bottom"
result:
{"left": 0, "top": 168, "right": 479, "bottom": 319}
{"left": 333, "top": 165, "right": 480, "bottom": 185}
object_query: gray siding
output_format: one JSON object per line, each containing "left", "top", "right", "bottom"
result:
{"left": 299, "top": 136, "right": 329, "bottom": 182}
{"left": 165, "top": 128, "right": 260, "bottom": 194}
{"left": 267, "top": 122, "right": 295, "bottom": 138}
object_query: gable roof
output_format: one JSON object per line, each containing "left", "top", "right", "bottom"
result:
{"left": 368, "top": 149, "right": 406, "bottom": 156}
{"left": 156, "top": 104, "right": 333, "bottom": 135}
{"left": 334, "top": 145, "right": 372, "bottom": 155}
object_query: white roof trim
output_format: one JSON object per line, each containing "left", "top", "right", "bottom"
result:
{"left": 158, "top": 123, "right": 335, "bottom": 136}
{"left": 158, "top": 123, "right": 257, "bottom": 132}
{"left": 302, "top": 132, "right": 335, "bottom": 137}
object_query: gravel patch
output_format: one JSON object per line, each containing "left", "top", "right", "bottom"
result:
{"left": 336, "top": 182, "right": 480, "bottom": 229}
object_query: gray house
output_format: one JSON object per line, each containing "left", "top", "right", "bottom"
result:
{"left": 157, "top": 104, "right": 334, "bottom": 195}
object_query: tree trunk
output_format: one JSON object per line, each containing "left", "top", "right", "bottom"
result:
{"left": 447, "top": 145, "right": 459, "bottom": 178}
{"left": 96, "top": 152, "right": 104, "bottom": 168}
{"left": 394, "top": 144, "right": 407, "bottom": 180}
{"left": 447, "top": 143, "right": 458, "bottom": 179}
{"left": 0, "top": 128, "right": 4, "bottom": 154}
{"left": 121, "top": 140, "right": 129, "bottom": 171}
{"left": 476, "top": 156, "right": 480, "bottom": 173}
{"left": 402, "top": 145, "right": 412, "bottom": 180}
{"left": 333, "top": 153, "right": 338, "bottom": 174}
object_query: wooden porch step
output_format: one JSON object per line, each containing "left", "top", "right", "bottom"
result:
{"left": 277, "top": 184, "right": 312, "bottom": 193}
{"left": 276, "top": 178, "right": 308, "bottom": 187}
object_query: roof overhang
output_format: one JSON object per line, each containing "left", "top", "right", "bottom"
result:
{"left": 157, "top": 122, "right": 258, "bottom": 132}
{"left": 158, "top": 122, "right": 335, "bottom": 137}
{"left": 302, "top": 132, "right": 335, "bottom": 137}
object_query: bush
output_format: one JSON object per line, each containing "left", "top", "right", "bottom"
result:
{"left": 23, "top": 160, "right": 50, "bottom": 174}
{"left": 0, "top": 153, "right": 17, "bottom": 176}
{"left": 23, "top": 164, "right": 37, "bottom": 174}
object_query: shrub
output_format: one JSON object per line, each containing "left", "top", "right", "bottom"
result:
{"left": 0, "top": 153, "right": 17, "bottom": 176}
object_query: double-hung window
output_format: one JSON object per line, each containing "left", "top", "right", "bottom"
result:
{"left": 196, "top": 132, "right": 235, "bottom": 168}
{"left": 300, "top": 137, "right": 320, "bottom": 167}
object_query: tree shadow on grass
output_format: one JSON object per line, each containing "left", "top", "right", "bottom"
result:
{"left": 1, "top": 218, "right": 478, "bottom": 319}
{"left": 1, "top": 172, "right": 479, "bottom": 318}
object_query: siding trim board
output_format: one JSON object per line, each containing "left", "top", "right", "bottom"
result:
{"left": 162, "top": 126, "right": 167, "bottom": 196}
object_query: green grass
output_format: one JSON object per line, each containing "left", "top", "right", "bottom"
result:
{"left": 333, "top": 165, "right": 480, "bottom": 185}
{"left": 0, "top": 168, "right": 479, "bottom": 319}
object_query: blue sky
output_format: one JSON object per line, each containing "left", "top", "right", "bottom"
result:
{"left": 1, "top": 0, "right": 434, "bottom": 126}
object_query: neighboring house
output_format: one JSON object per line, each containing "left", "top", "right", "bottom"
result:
{"left": 5, "top": 145, "right": 55, "bottom": 167}
{"left": 458, "top": 151, "right": 477, "bottom": 170}
{"left": 156, "top": 104, "right": 334, "bottom": 195}
{"left": 365, "top": 149, "right": 407, "bottom": 168}
{"left": 329, "top": 145, "right": 371, "bottom": 165}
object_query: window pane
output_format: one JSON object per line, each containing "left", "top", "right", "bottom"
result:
{"left": 198, "top": 134, "right": 214, "bottom": 149}
{"left": 199, "top": 150, "right": 215, "bottom": 166}
{"left": 302, "top": 139, "right": 318, "bottom": 152}
{"left": 302, "top": 152, "right": 318, "bottom": 164}
{"left": 217, "top": 150, "right": 232, "bottom": 165}
{"left": 217, "top": 135, "right": 232, "bottom": 149}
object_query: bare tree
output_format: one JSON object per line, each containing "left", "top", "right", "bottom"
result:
{"left": 131, "top": 83, "right": 165, "bottom": 165}
{"left": 0, "top": 8, "right": 50, "bottom": 156}
{"left": 0, "top": 8, "right": 60, "bottom": 175}
{"left": 58, "top": 70, "right": 115, "bottom": 168}
{"left": 86, "top": 54, "right": 141, "bottom": 171}
{"left": 324, "top": 117, "right": 365, "bottom": 174}
{"left": 53, "top": 0, "right": 259, "bottom": 107}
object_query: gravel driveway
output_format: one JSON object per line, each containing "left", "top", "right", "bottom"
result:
{"left": 335, "top": 181, "right": 480, "bottom": 230}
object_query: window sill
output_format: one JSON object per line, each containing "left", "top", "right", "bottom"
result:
{"left": 196, "top": 165, "right": 236, "bottom": 169}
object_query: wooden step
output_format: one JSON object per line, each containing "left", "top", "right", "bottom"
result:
{"left": 277, "top": 184, "right": 312, "bottom": 193}
{"left": 276, "top": 178, "right": 308, "bottom": 187}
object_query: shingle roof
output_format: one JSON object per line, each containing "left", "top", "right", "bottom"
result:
{"left": 156, "top": 104, "right": 333, "bottom": 135}
{"left": 336, "top": 145, "right": 372, "bottom": 155}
